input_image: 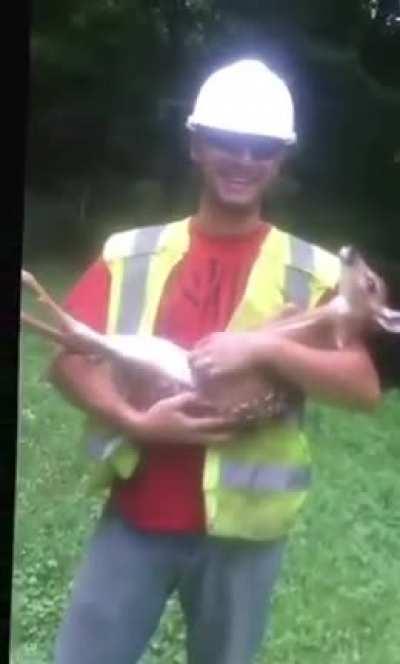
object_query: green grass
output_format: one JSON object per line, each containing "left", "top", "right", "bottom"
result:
{"left": 14, "top": 263, "right": 400, "bottom": 663}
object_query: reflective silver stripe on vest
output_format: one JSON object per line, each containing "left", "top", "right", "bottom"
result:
{"left": 88, "top": 225, "right": 165, "bottom": 461}
{"left": 286, "top": 236, "right": 314, "bottom": 309}
{"left": 221, "top": 462, "right": 312, "bottom": 492}
{"left": 87, "top": 225, "right": 166, "bottom": 462}
{"left": 284, "top": 235, "right": 315, "bottom": 424}
{"left": 117, "top": 224, "right": 165, "bottom": 334}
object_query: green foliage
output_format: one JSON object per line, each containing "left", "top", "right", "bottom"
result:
{"left": 13, "top": 263, "right": 400, "bottom": 662}
{"left": 26, "top": 1, "right": 400, "bottom": 263}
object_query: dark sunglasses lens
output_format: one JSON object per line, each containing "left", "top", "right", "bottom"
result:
{"left": 207, "top": 134, "right": 230, "bottom": 151}
{"left": 251, "top": 140, "right": 285, "bottom": 159}
{"left": 203, "top": 130, "right": 284, "bottom": 159}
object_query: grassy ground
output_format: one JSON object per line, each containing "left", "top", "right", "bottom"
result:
{"left": 13, "top": 262, "right": 400, "bottom": 663}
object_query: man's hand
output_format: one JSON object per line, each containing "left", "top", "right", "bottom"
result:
{"left": 189, "top": 305, "right": 299, "bottom": 379}
{"left": 190, "top": 331, "right": 267, "bottom": 378}
{"left": 133, "top": 392, "right": 237, "bottom": 446}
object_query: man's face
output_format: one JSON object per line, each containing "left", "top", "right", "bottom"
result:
{"left": 191, "top": 128, "right": 286, "bottom": 211}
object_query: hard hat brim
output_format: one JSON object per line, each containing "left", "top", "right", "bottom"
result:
{"left": 186, "top": 118, "right": 297, "bottom": 145}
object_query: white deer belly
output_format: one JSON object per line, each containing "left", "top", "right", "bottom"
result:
{"left": 103, "top": 334, "right": 194, "bottom": 387}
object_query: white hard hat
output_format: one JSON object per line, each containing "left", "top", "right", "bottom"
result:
{"left": 186, "top": 59, "right": 296, "bottom": 144}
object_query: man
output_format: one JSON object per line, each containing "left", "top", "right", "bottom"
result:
{"left": 52, "top": 60, "right": 380, "bottom": 664}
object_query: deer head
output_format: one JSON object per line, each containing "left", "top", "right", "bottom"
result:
{"left": 254, "top": 245, "right": 400, "bottom": 351}
{"left": 338, "top": 246, "right": 400, "bottom": 334}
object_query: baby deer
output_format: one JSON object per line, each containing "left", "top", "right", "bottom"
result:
{"left": 20, "top": 246, "right": 400, "bottom": 426}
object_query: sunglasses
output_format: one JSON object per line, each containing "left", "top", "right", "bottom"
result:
{"left": 198, "top": 128, "right": 287, "bottom": 160}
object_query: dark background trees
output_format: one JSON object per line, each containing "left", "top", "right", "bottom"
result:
{"left": 25, "top": 0, "right": 400, "bottom": 263}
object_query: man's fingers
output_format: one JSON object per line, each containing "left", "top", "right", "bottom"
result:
{"left": 182, "top": 413, "right": 236, "bottom": 432}
{"left": 190, "top": 348, "right": 212, "bottom": 365}
{"left": 159, "top": 391, "right": 198, "bottom": 408}
{"left": 193, "top": 334, "right": 213, "bottom": 350}
{"left": 191, "top": 353, "right": 212, "bottom": 369}
{"left": 158, "top": 391, "right": 222, "bottom": 412}
{"left": 190, "top": 352, "right": 224, "bottom": 378}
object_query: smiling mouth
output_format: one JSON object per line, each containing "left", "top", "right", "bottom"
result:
{"left": 222, "top": 175, "right": 256, "bottom": 186}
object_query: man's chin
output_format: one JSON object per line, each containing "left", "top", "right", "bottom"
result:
{"left": 216, "top": 194, "right": 259, "bottom": 213}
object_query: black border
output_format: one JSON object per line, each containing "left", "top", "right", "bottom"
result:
{"left": 0, "top": 0, "right": 31, "bottom": 658}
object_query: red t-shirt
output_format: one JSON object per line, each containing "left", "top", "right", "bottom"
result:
{"left": 65, "top": 220, "right": 270, "bottom": 533}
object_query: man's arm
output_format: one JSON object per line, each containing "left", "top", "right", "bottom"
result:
{"left": 191, "top": 331, "right": 381, "bottom": 412}
{"left": 50, "top": 352, "right": 139, "bottom": 434}
{"left": 255, "top": 284, "right": 381, "bottom": 409}
{"left": 252, "top": 336, "right": 381, "bottom": 411}
{"left": 50, "top": 351, "right": 235, "bottom": 446}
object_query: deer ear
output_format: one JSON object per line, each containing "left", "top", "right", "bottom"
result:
{"left": 375, "top": 307, "right": 400, "bottom": 333}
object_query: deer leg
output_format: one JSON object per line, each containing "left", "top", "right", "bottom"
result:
{"left": 21, "top": 311, "right": 68, "bottom": 345}
{"left": 21, "top": 270, "right": 77, "bottom": 333}
{"left": 21, "top": 311, "right": 94, "bottom": 355}
{"left": 21, "top": 271, "right": 108, "bottom": 357}
{"left": 261, "top": 301, "right": 336, "bottom": 336}
{"left": 21, "top": 311, "right": 107, "bottom": 363}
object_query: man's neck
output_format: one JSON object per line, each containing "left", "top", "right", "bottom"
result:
{"left": 193, "top": 195, "right": 264, "bottom": 236}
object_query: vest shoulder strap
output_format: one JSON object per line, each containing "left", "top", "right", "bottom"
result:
{"left": 283, "top": 231, "right": 340, "bottom": 306}
{"left": 251, "top": 227, "right": 340, "bottom": 310}
{"left": 285, "top": 231, "right": 339, "bottom": 283}
{"left": 102, "top": 218, "right": 190, "bottom": 262}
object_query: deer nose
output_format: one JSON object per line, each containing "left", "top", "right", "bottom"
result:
{"left": 339, "top": 246, "right": 359, "bottom": 266}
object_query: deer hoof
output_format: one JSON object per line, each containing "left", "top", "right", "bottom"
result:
{"left": 21, "top": 270, "right": 36, "bottom": 288}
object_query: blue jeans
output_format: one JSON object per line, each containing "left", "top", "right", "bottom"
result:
{"left": 55, "top": 508, "right": 286, "bottom": 664}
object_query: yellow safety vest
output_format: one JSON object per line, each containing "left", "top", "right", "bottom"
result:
{"left": 85, "top": 218, "right": 339, "bottom": 541}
